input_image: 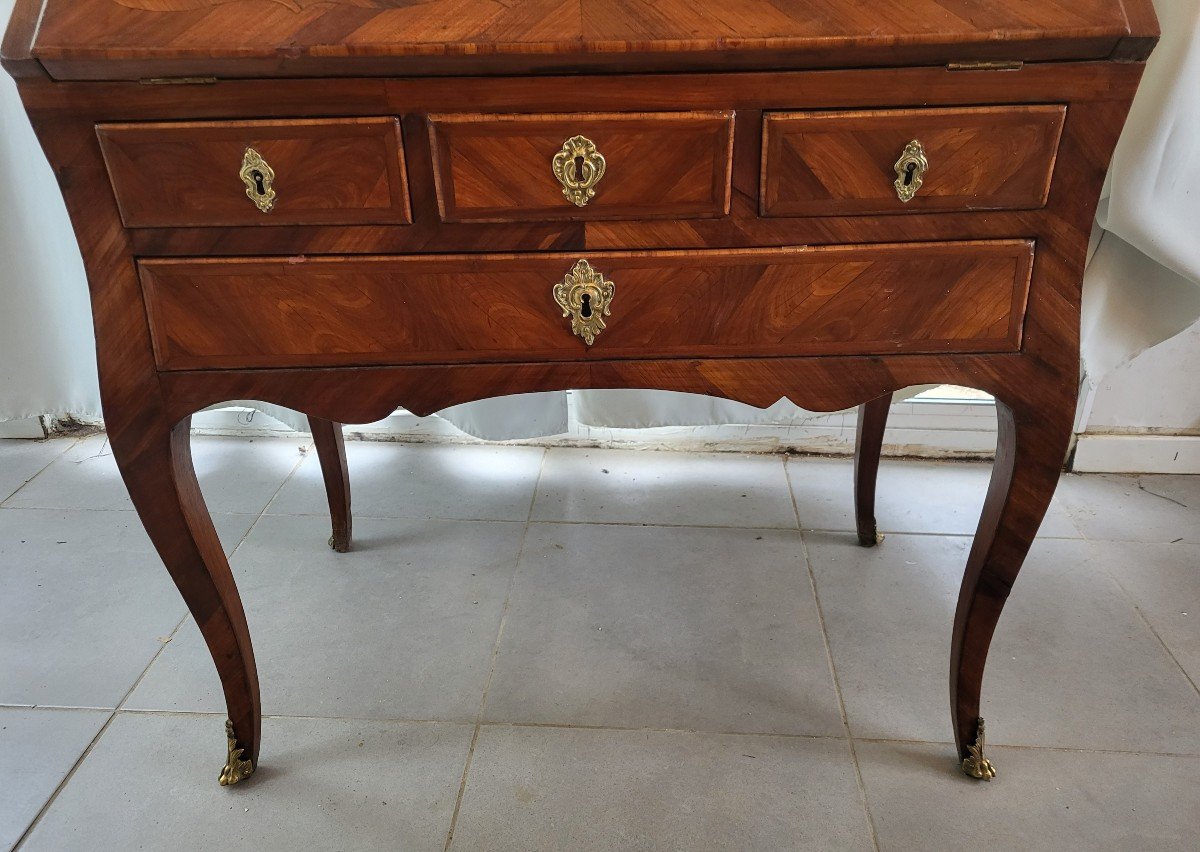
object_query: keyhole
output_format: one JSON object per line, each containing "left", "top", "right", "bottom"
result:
{"left": 580, "top": 293, "right": 592, "bottom": 318}
{"left": 251, "top": 169, "right": 267, "bottom": 195}
{"left": 574, "top": 155, "right": 585, "bottom": 183}
{"left": 903, "top": 162, "right": 917, "bottom": 187}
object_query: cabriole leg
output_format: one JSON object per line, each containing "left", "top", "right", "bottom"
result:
{"left": 950, "top": 396, "right": 1074, "bottom": 780}
{"left": 109, "top": 417, "right": 261, "bottom": 784}
{"left": 308, "top": 416, "right": 352, "bottom": 553}
{"left": 854, "top": 394, "right": 891, "bottom": 547}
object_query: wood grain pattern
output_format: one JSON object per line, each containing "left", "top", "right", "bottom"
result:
{"left": 18, "top": 0, "right": 1151, "bottom": 80}
{"left": 7, "top": 4, "right": 1155, "bottom": 778}
{"left": 5, "top": 62, "right": 1142, "bottom": 258}
{"left": 0, "top": 0, "right": 48, "bottom": 77}
{"left": 17, "top": 108, "right": 265, "bottom": 768}
{"left": 1112, "top": 0, "right": 1161, "bottom": 60}
{"left": 139, "top": 242, "right": 1033, "bottom": 370}
{"left": 854, "top": 394, "right": 891, "bottom": 547}
{"left": 428, "top": 112, "right": 733, "bottom": 223}
{"left": 308, "top": 416, "right": 351, "bottom": 553}
{"left": 762, "top": 106, "right": 1066, "bottom": 217}
{"left": 16, "top": 63, "right": 1149, "bottom": 117}
{"left": 97, "top": 117, "right": 411, "bottom": 227}
{"left": 949, "top": 394, "right": 1077, "bottom": 759}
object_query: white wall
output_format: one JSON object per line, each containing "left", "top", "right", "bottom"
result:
{"left": 0, "top": 0, "right": 101, "bottom": 422}
{"left": 1085, "top": 320, "right": 1200, "bottom": 433}
{"left": 1070, "top": 319, "right": 1200, "bottom": 473}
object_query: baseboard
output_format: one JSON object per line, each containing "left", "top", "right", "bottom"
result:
{"left": 0, "top": 417, "right": 48, "bottom": 439}
{"left": 1072, "top": 434, "right": 1200, "bottom": 474}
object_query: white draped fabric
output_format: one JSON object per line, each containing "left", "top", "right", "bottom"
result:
{"left": 1, "top": 0, "right": 1197, "bottom": 438}
{"left": 1083, "top": 0, "right": 1200, "bottom": 381}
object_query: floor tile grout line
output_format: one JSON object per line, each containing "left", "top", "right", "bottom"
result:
{"left": 6, "top": 439, "right": 1196, "bottom": 843}
{"left": 9, "top": 438, "right": 316, "bottom": 849}
{"left": 78, "top": 707, "right": 847, "bottom": 743}
{"left": 1055, "top": 492, "right": 1090, "bottom": 540}
{"left": 254, "top": 437, "right": 316, "bottom": 518}
{"left": 11, "top": 710, "right": 119, "bottom": 851}
{"left": 0, "top": 436, "right": 83, "bottom": 507}
{"left": 256, "top": 511, "right": 803, "bottom": 532}
{"left": 224, "top": 439, "right": 313, "bottom": 559}
{"left": 803, "top": 526, "right": 1090, "bottom": 541}
{"left": 442, "top": 447, "right": 546, "bottom": 852}
{"left": 111, "top": 707, "right": 470, "bottom": 725}
{"left": 0, "top": 704, "right": 112, "bottom": 713}
{"left": 800, "top": 545, "right": 883, "bottom": 851}
{"left": 0, "top": 501, "right": 1127, "bottom": 541}
{"left": 476, "top": 720, "right": 851, "bottom": 742}
{"left": 1, "top": 433, "right": 312, "bottom": 516}
{"left": 16, "top": 704, "right": 1200, "bottom": 759}
{"left": 786, "top": 458, "right": 881, "bottom": 852}
{"left": 849, "top": 736, "right": 1200, "bottom": 758}
{"left": 1097, "top": 548, "right": 1200, "bottom": 700}
{"left": 113, "top": 439, "right": 310, "bottom": 718}
{"left": 0, "top": 501, "right": 1112, "bottom": 541}
{"left": 0, "top": 505, "right": 267, "bottom": 518}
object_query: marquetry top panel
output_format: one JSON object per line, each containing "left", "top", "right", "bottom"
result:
{"left": 11, "top": 0, "right": 1154, "bottom": 80}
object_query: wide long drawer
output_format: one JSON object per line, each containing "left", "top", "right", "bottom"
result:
{"left": 139, "top": 241, "right": 1033, "bottom": 371}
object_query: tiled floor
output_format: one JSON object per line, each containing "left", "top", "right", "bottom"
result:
{"left": 1, "top": 434, "right": 1198, "bottom": 851}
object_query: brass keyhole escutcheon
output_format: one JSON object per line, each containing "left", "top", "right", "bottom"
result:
{"left": 553, "top": 259, "right": 615, "bottom": 345}
{"left": 239, "top": 147, "right": 277, "bottom": 213}
{"left": 893, "top": 139, "right": 928, "bottom": 203}
{"left": 552, "top": 135, "right": 606, "bottom": 208}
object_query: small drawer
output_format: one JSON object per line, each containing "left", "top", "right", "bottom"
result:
{"left": 139, "top": 240, "right": 1032, "bottom": 371}
{"left": 761, "top": 106, "right": 1065, "bottom": 217}
{"left": 97, "top": 118, "right": 411, "bottom": 227}
{"left": 427, "top": 112, "right": 734, "bottom": 223}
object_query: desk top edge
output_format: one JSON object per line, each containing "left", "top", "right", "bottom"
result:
{"left": 4, "top": 0, "right": 1160, "bottom": 82}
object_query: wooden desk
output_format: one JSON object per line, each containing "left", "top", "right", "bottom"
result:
{"left": 3, "top": 0, "right": 1157, "bottom": 786}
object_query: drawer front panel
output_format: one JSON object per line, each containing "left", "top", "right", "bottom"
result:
{"left": 98, "top": 118, "right": 411, "bottom": 228}
{"left": 761, "top": 106, "right": 1065, "bottom": 217}
{"left": 141, "top": 241, "right": 1032, "bottom": 371}
{"left": 428, "top": 112, "right": 734, "bottom": 223}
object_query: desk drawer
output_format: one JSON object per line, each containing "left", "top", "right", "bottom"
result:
{"left": 428, "top": 112, "right": 734, "bottom": 222}
{"left": 97, "top": 118, "right": 411, "bottom": 228}
{"left": 140, "top": 241, "right": 1031, "bottom": 371}
{"left": 761, "top": 106, "right": 1065, "bottom": 217}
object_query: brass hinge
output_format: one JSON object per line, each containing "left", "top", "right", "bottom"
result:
{"left": 138, "top": 76, "right": 219, "bottom": 85}
{"left": 946, "top": 60, "right": 1024, "bottom": 71}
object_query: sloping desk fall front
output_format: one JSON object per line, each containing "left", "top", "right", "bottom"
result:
{"left": 3, "top": 0, "right": 1157, "bottom": 786}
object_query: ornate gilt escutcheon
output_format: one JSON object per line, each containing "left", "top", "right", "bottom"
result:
{"left": 552, "top": 135, "right": 606, "bottom": 207}
{"left": 239, "top": 147, "right": 277, "bottom": 213}
{"left": 553, "top": 259, "right": 615, "bottom": 345}
{"left": 893, "top": 139, "right": 928, "bottom": 203}
{"left": 961, "top": 717, "right": 996, "bottom": 780}
{"left": 219, "top": 719, "right": 254, "bottom": 786}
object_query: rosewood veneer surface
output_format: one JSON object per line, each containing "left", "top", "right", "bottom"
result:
{"left": 3, "top": 0, "right": 1157, "bottom": 790}
{"left": 761, "top": 106, "right": 1066, "bottom": 217}
{"left": 140, "top": 242, "right": 1033, "bottom": 370}
{"left": 428, "top": 111, "right": 735, "bottom": 222}
{"left": 98, "top": 117, "right": 412, "bottom": 227}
